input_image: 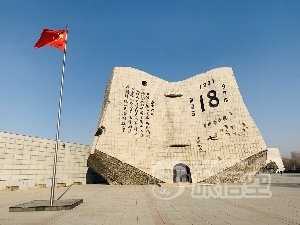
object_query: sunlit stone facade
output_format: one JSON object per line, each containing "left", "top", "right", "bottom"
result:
{"left": 88, "top": 67, "right": 267, "bottom": 184}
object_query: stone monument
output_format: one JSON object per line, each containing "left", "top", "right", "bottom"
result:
{"left": 88, "top": 67, "right": 268, "bottom": 184}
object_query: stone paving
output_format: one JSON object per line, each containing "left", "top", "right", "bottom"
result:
{"left": 0, "top": 174, "right": 299, "bottom": 225}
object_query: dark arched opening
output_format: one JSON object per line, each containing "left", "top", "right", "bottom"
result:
{"left": 173, "top": 163, "right": 192, "bottom": 183}
{"left": 86, "top": 168, "right": 109, "bottom": 184}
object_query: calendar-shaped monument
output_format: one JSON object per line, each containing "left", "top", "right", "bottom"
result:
{"left": 88, "top": 67, "right": 267, "bottom": 184}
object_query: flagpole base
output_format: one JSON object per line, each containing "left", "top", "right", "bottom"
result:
{"left": 9, "top": 199, "right": 83, "bottom": 212}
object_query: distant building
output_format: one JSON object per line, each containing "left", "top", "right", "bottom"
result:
{"left": 266, "top": 148, "right": 285, "bottom": 172}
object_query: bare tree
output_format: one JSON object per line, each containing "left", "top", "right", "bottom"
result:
{"left": 291, "top": 152, "right": 300, "bottom": 166}
{"left": 282, "top": 157, "right": 293, "bottom": 171}
{"left": 283, "top": 152, "right": 300, "bottom": 172}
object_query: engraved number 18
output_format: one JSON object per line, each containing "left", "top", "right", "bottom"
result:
{"left": 200, "top": 90, "right": 219, "bottom": 112}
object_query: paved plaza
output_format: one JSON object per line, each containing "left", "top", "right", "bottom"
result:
{"left": 0, "top": 174, "right": 299, "bottom": 225}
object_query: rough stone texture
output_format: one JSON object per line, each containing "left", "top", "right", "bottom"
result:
{"left": 266, "top": 148, "right": 285, "bottom": 172}
{"left": 199, "top": 149, "right": 268, "bottom": 184}
{"left": 0, "top": 131, "right": 91, "bottom": 190}
{"left": 87, "top": 149, "right": 163, "bottom": 184}
{"left": 90, "top": 67, "right": 267, "bottom": 184}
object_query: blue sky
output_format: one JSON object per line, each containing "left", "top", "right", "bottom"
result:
{"left": 0, "top": 0, "right": 299, "bottom": 157}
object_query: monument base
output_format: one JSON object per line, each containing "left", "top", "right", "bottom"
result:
{"left": 9, "top": 199, "right": 83, "bottom": 212}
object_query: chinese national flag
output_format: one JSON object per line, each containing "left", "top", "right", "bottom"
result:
{"left": 34, "top": 29, "right": 67, "bottom": 50}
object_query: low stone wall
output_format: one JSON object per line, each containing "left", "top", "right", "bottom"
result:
{"left": 88, "top": 149, "right": 163, "bottom": 185}
{"left": 0, "top": 131, "right": 91, "bottom": 190}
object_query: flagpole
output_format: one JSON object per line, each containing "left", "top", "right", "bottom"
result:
{"left": 50, "top": 25, "right": 68, "bottom": 206}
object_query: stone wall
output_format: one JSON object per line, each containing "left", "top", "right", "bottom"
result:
{"left": 0, "top": 131, "right": 91, "bottom": 190}
{"left": 91, "top": 67, "right": 267, "bottom": 184}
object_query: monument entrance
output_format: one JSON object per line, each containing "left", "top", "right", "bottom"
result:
{"left": 173, "top": 163, "right": 192, "bottom": 183}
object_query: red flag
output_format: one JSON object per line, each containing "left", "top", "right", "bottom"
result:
{"left": 34, "top": 29, "right": 67, "bottom": 50}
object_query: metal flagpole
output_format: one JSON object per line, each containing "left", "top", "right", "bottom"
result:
{"left": 50, "top": 25, "right": 69, "bottom": 206}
